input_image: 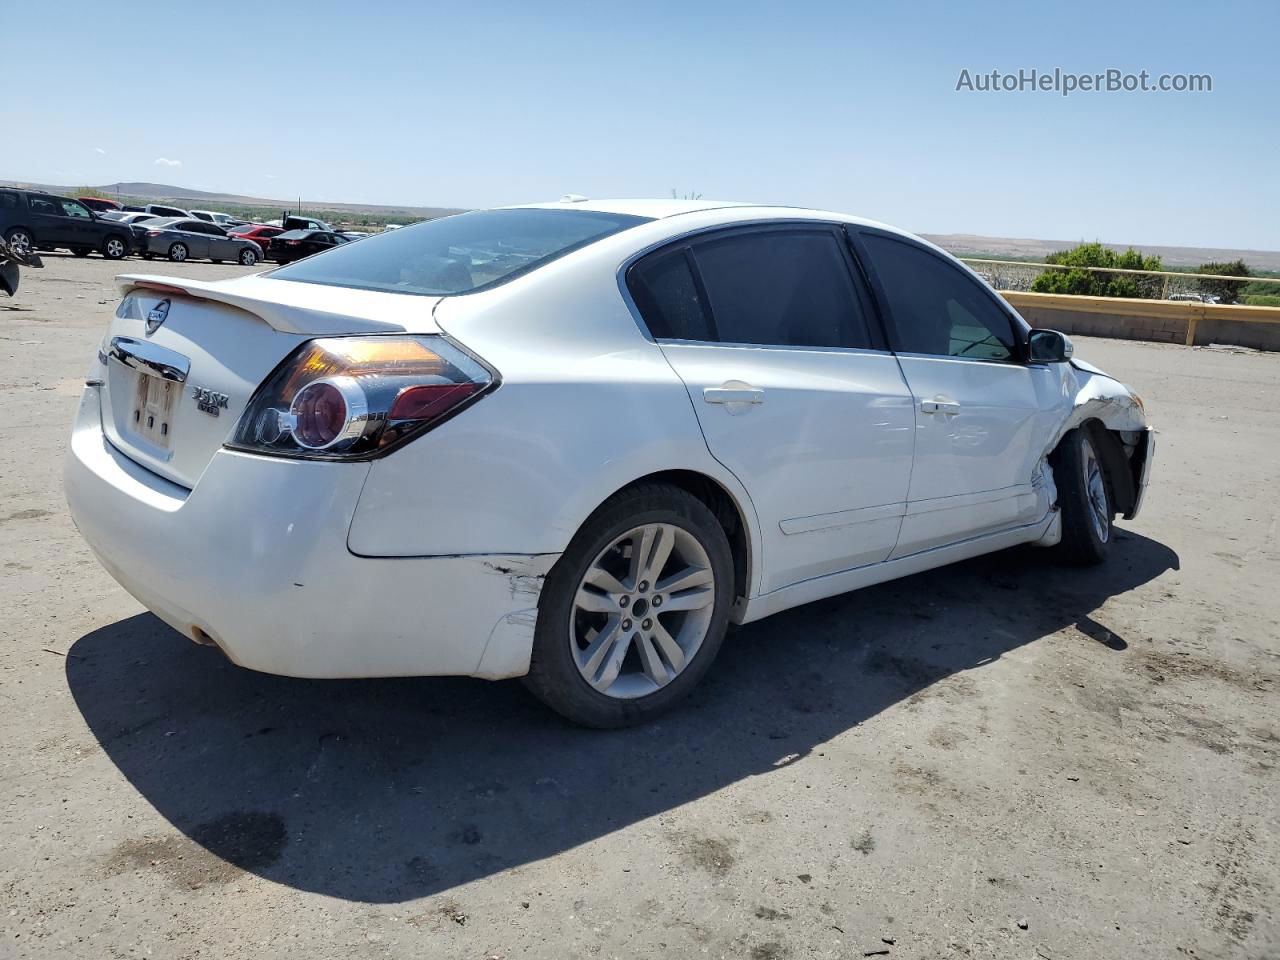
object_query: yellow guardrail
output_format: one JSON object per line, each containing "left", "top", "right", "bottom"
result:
{"left": 998, "top": 290, "right": 1280, "bottom": 345}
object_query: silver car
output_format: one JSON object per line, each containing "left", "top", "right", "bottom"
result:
{"left": 139, "top": 218, "right": 262, "bottom": 265}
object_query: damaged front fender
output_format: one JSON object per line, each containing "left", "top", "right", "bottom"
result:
{"left": 1041, "top": 360, "right": 1154, "bottom": 520}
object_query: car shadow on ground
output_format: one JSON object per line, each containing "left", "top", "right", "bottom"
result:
{"left": 67, "top": 532, "right": 1178, "bottom": 903}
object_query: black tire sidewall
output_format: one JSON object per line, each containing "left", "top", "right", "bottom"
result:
{"left": 102, "top": 236, "right": 126, "bottom": 259}
{"left": 168, "top": 243, "right": 187, "bottom": 262}
{"left": 526, "top": 486, "right": 735, "bottom": 727}
{"left": 1053, "top": 425, "right": 1114, "bottom": 564}
{"left": 240, "top": 249, "right": 257, "bottom": 265}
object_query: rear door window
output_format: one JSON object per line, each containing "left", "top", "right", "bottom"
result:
{"left": 29, "top": 197, "right": 59, "bottom": 216}
{"left": 690, "top": 229, "right": 875, "bottom": 349}
{"left": 0, "top": 192, "right": 18, "bottom": 210}
{"left": 627, "top": 248, "right": 714, "bottom": 341}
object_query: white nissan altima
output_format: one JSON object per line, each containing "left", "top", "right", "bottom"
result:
{"left": 65, "top": 199, "right": 1154, "bottom": 726}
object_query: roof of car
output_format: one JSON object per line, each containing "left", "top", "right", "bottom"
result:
{"left": 504, "top": 198, "right": 903, "bottom": 234}
{"left": 509, "top": 198, "right": 756, "bottom": 219}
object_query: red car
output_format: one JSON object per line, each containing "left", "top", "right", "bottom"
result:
{"left": 228, "top": 224, "right": 284, "bottom": 255}
{"left": 78, "top": 197, "right": 122, "bottom": 213}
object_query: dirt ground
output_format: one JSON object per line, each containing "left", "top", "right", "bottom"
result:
{"left": 1, "top": 254, "right": 1277, "bottom": 960}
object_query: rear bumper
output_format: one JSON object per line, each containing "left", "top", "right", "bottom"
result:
{"left": 64, "top": 386, "right": 556, "bottom": 680}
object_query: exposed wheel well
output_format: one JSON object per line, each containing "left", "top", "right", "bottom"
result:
{"left": 614, "top": 470, "right": 752, "bottom": 604}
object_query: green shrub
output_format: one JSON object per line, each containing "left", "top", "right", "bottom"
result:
{"left": 1031, "top": 242, "right": 1163, "bottom": 299}
{"left": 1196, "top": 259, "right": 1251, "bottom": 304}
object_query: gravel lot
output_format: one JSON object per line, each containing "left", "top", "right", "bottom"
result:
{"left": 2, "top": 254, "right": 1277, "bottom": 960}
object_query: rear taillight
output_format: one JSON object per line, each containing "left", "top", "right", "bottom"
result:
{"left": 146, "top": 230, "right": 162, "bottom": 237}
{"left": 228, "top": 336, "right": 496, "bottom": 460}
{"left": 285, "top": 240, "right": 300, "bottom": 245}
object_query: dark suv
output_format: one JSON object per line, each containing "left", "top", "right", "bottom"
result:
{"left": 0, "top": 189, "right": 134, "bottom": 259}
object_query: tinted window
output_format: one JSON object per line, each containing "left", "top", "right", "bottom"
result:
{"left": 29, "top": 197, "right": 58, "bottom": 215}
{"left": 0, "top": 192, "right": 16, "bottom": 210}
{"left": 271, "top": 208, "right": 651, "bottom": 296}
{"left": 628, "top": 248, "right": 714, "bottom": 341}
{"left": 861, "top": 234, "right": 1018, "bottom": 361}
{"left": 58, "top": 199, "right": 92, "bottom": 219}
{"left": 691, "top": 229, "right": 873, "bottom": 349}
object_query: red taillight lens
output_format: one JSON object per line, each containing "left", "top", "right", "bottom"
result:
{"left": 388, "top": 382, "right": 482, "bottom": 420}
{"left": 230, "top": 336, "right": 496, "bottom": 460}
{"left": 286, "top": 240, "right": 300, "bottom": 245}
{"left": 146, "top": 230, "right": 162, "bottom": 236}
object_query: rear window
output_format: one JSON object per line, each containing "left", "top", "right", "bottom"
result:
{"left": 269, "top": 208, "right": 652, "bottom": 296}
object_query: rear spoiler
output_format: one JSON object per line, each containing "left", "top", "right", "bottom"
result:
{"left": 114, "top": 273, "right": 435, "bottom": 336}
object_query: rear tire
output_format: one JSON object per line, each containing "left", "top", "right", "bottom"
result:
{"left": 523, "top": 483, "right": 734, "bottom": 728}
{"left": 1052, "top": 424, "right": 1115, "bottom": 566}
{"left": 4, "top": 228, "right": 33, "bottom": 257}
{"left": 168, "top": 243, "right": 188, "bottom": 262}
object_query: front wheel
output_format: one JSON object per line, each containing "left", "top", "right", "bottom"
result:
{"left": 523, "top": 483, "right": 734, "bottom": 727}
{"left": 238, "top": 247, "right": 259, "bottom": 266}
{"left": 1052, "top": 425, "right": 1115, "bottom": 565}
{"left": 168, "top": 242, "right": 188, "bottom": 262}
{"left": 102, "top": 236, "right": 127, "bottom": 260}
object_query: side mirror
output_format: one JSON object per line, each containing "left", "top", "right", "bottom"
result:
{"left": 1029, "top": 328, "right": 1074, "bottom": 363}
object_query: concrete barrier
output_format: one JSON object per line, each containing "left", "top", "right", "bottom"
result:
{"left": 1000, "top": 291, "right": 1280, "bottom": 351}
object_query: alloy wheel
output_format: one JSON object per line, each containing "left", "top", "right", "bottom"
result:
{"left": 6, "top": 231, "right": 31, "bottom": 256}
{"left": 1081, "top": 436, "right": 1110, "bottom": 543}
{"left": 570, "top": 522, "right": 716, "bottom": 699}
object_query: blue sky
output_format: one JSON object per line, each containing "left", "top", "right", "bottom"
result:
{"left": 6, "top": 0, "right": 1276, "bottom": 249}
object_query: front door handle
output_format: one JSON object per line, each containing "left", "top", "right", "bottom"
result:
{"left": 920, "top": 398, "right": 961, "bottom": 415}
{"left": 704, "top": 386, "right": 764, "bottom": 405}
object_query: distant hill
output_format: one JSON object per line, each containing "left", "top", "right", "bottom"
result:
{"left": 4, "top": 178, "right": 1277, "bottom": 271}
{"left": 0, "top": 179, "right": 465, "bottom": 221}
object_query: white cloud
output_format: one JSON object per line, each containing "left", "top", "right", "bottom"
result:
{"left": 154, "top": 157, "right": 182, "bottom": 168}
{"left": 93, "top": 146, "right": 106, "bottom": 155}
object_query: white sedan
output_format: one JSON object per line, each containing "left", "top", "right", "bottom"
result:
{"left": 65, "top": 200, "right": 1154, "bottom": 727}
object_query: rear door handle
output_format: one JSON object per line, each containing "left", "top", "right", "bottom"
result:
{"left": 920, "top": 398, "right": 961, "bottom": 415}
{"left": 703, "top": 386, "right": 764, "bottom": 404}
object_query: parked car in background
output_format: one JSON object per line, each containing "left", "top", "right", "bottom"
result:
{"left": 138, "top": 218, "right": 262, "bottom": 264}
{"left": 0, "top": 189, "right": 133, "bottom": 259}
{"left": 266, "top": 228, "right": 350, "bottom": 263}
{"left": 339, "top": 230, "right": 373, "bottom": 241}
{"left": 144, "top": 203, "right": 191, "bottom": 219}
{"left": 103, "top": 212, "right": 164, "bottom": 253}
{"left": 190, "top": 209, "right": 245, "bottom": 228}
{"left": 228, "top": 224, "right": 284, "bottom": 253}
{"left": 283, "top": 215, "right": 334, "bottom": 232}
{"left": 79, "top": 196, "right": 122, "bottom": 213}
{"left": 64, "top": 200, "right": 1154, "bottom": 727}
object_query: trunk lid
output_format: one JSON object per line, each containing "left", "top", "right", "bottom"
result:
{"left": 98, "top": 275, "right": 442, "bottom": 488}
